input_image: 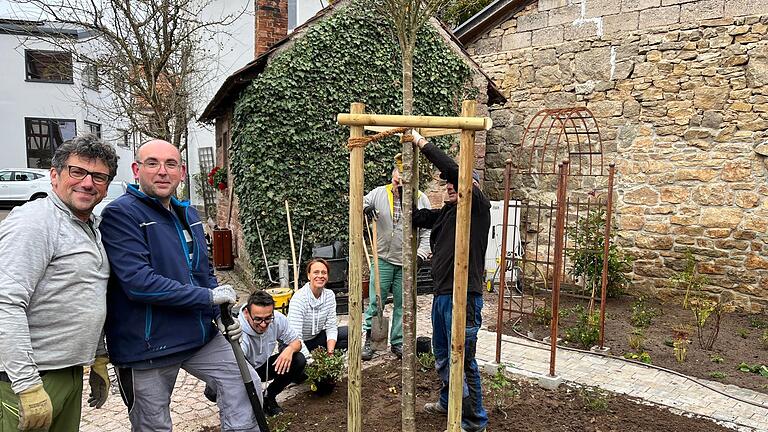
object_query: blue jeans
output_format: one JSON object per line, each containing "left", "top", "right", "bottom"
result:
{"left": 432, "top": 293, "right": 488, "bottom": 432}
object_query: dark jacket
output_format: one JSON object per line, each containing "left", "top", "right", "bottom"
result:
{"left": 413, "top": 142, "right": 491, "bottom": 296}
{"left": 99, "top": 184, "right": 218, "bottom": 365}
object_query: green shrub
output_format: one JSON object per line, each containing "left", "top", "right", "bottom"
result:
{"left": 305, "top": 348, "right": 346, "bottom": 391}
{"left": 709, "top": 371, "right": 726, "bottom": 379}
{"left": 418, "top": 352, "right": 436, "bottom": 370}
{"left": 623, "top": 351, "right": 652, "bottom": 364}
{"left": 630, "top": 297, "right": 658, "bottom": 328}
{"left": 580, "top": 387, "right": 610, "bottom": 411}
{"left": 568, "top": 210, "right": 632, "bottom": 298}
{"left": 533, "top": 306, "right": 552, "bottom": 326}
{"left": 563, "top": 305, "right": 600, "bottom": 349}
{"left": 483, "top": 364, "right": 519, "bottom": 414}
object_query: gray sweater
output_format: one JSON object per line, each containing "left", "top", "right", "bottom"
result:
{"left": 363, "top": 184, "right": 431, "bottom": 266}
{"left": 238, "top": 306, "right": 300, "bottom": 370}
{"left": 0, "top": 194, "right": 109, "bottom": 393}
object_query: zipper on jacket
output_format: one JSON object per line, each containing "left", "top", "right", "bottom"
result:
{"left": 170, "top": 211, "right": 194, "bottom": 283}
{"left": 185, "top": 207, "right": 201, "bottom": 270}
{"left": 145, "top": 305, "right": 153, "bottom": 347}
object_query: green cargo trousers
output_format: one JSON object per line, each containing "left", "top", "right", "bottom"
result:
{"left": 363, "top": 258, "right": 403, "bottom": 346}
{"left": 0, "top": 367, "right": 83, "bottom": 432}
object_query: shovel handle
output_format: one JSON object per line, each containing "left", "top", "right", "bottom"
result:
{"left": 219, "top": 304, "right": 271, "bottom": 432}
{"left": 368, "top": 219, "right": 384, "bottom": 316}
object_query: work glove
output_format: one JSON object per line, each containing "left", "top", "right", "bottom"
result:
{"left": 411, "top": 129, "right": 425, "bottom": 145}
{"left": 211, "top": 284, "right": 237, "bottom": 305}
{"left": 363, "top": 205, "right": 378, "bottom": 222}
{"left": 88, "top": 355, "right": 110, "bottom": 408}
{"left": 216, "top": 316, "right": 243, "bottom": 343}
{"left": 18, "top": 384, "right": 52, "bottom": 431}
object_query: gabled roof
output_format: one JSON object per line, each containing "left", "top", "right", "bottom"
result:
{"left": 199, "top": 2, "right": 506, "bottom": 123}
{"left": 453, "top": 0, "right": 536, "bottom": 45}
{"left": 198, "top": 2, "right": 340, "bottom": 122}
{"left": 0, "top": 18, "right": 84, "bottom": 39}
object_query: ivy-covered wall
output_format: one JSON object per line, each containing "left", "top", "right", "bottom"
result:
{"left": 230, "top": 1, "right": 477, "bottom": 285}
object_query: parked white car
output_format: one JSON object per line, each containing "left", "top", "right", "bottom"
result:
{"left": 0, "top": 168, "right": 51, "bottom": 205}
{"left": 93, "top": 181, "right": 128, "bottom": 217}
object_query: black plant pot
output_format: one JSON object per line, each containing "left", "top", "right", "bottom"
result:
{"left": 416, "top": 336, "right": 432, "bottom": 355}
{"left": 311, "top": 378, "right": 337, "bottom": 396}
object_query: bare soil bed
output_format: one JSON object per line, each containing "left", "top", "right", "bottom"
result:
{"left": 254, "top": 361, "right": 731, "bottom": 432}
{"left": 496, "top": 293, "right": 768, "bottom": 394}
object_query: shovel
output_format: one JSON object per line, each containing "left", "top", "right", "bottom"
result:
{"left": 219, "top": 304, "right": 270, "bottom": 432}
{"left": 365, "top": 217, "right": 389, "bottom": 352}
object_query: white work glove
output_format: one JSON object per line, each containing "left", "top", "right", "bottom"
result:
{"left": 211, "top": 284, "right": 237, "bottom": 305}
{"left": 411, "top": 129, "right": 425, "bottom": 146}
{"left": 216, "top": 316, "right": 243, "bottom": 342}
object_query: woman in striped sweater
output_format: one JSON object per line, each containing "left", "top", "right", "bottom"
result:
{"left": 287, "top": 258, "right": 348, "bottom": 354}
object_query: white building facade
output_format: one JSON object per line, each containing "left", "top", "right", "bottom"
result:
{"left": 0, "top": 19, "right": 134, "bottom": 182}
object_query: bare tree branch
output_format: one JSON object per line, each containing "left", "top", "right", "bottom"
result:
{"left": 9, "top": 0, "right": 246, "bottom": 148}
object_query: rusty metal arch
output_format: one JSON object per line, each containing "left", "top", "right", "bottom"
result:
{"left": 518, "top": 107, "right": 605, "bottom": 177}
{"left": 494, "top": 107, "right": 617, "bottom": 379}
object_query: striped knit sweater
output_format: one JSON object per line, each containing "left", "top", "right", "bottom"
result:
{"left": 287, "top": 283, "right": 338, "bottom": 343}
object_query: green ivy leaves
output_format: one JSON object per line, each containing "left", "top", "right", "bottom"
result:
{"left": 231, "top": 0, "right": 472, "bottom": 285}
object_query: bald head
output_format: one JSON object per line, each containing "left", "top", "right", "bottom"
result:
{"left": 132, "top": 138, "right": 186, "bottom": 207}
{"left": 137, "top": 139, "right": 180, "bottom": 161}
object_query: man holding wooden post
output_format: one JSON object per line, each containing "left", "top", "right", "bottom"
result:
{"left": 411, "top": 130, "right": 490, "bottom": 432}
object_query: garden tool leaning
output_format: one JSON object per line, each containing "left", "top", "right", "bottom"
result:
{"left": 365, "top": 216, "right": 389, "bottom": 352}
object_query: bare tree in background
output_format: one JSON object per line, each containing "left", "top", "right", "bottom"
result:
{"left": 375, "top": 1, "right": 450, "bottom": 430}
{"left": 10, "top": 0, "right": 243, "bottom": 150}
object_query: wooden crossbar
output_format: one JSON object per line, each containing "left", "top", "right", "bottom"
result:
{"left": 338, "top": 113, "right": 492, "bottom": 131}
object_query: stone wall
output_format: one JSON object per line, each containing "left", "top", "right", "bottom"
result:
{"left": 467, "top": 0, "right": 768, "bottom": 311}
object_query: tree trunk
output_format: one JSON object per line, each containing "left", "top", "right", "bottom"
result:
{"left": 400, "top": 42, "right": 418, "bottom": 432}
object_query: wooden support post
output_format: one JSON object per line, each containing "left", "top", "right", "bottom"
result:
{"left": 347, "top": 102, "right": 364, "bottom": 432}
{"left": 338, "top": 112, "right": 492, "bottom": 131}
{"left": 446, "top": 100, "right": 477, "bottom": 432}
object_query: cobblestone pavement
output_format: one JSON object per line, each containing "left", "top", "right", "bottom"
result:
{"left": 80, "top": 271, "right": 768, "bottom": 431}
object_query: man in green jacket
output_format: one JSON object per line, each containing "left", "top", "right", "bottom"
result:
{"left": 362, "top": 164, "right": 431, "bottom": 360}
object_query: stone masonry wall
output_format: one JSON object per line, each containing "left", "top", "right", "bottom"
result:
{"left": 467, "top": 0, "right": 768, "bottom": 311}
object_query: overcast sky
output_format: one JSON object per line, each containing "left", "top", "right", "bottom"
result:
{"left": 0, "top": 1, "right": 49, "bottom": 20}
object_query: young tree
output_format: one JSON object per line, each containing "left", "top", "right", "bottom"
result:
{"left": 375, "top": 1, "right": 450, "bottom": 430}
{"left": 10, "top": 0, "right": 242, "bottom": 150}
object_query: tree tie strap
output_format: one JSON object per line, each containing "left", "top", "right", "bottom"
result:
{"left": 347, "top": 126, "right": 415, "bottom": 150}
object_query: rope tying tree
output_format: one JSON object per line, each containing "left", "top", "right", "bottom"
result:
{"left": 347, "top": 126, "right": 414, "bottom": 149}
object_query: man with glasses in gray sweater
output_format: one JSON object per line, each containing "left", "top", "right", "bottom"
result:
{"left": 0, "top": 134, "right": 117, "bottom": 431}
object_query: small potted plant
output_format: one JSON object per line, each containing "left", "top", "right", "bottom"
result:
{"left": 207, "top": 166, "right": 227, "bottom": 191}
{"left": 306, "top": 348, "right": 345, "bottom": 395}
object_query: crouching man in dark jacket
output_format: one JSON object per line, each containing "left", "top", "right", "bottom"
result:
{"left": 100, "top": 139, "right": 261, "bottom": 432}
{"left": 411, "top": 131, "right": 490, "bottom": 432}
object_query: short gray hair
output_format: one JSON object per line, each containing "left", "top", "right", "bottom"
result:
{"left": 52, "top": 134, "right": 119, "bottom": 177}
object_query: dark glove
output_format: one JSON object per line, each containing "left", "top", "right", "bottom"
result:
{"left": 88, "top": 355, "right": 110, "bottom": 408}
{"left": 363, "top": 205, "right": 378, "bottom": 222}
{"left": 417, "top": 256, "right": 424, "bottom": 269}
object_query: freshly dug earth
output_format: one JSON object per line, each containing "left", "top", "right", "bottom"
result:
{"left": 258, "top": 361, "right": 731, "bottom": 432}
{"left": 498, "top": 294, "right": 768, "bottom": 394}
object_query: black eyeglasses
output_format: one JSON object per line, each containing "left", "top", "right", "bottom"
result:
{"left": 65, "top": 165, "right": 111, "bottom": 185}
{"left": 250, "top": 314, "right": 274, "bottom": 325}
{"left": 137, "top": 159, "right": 181, "bottom": 172}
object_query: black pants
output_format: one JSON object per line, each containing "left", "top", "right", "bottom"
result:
{"left": 304, "top": 326, "right": 349, "bottom": 353}
{"left": 255, "top": 350, "right": 307, "bottom": 399}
